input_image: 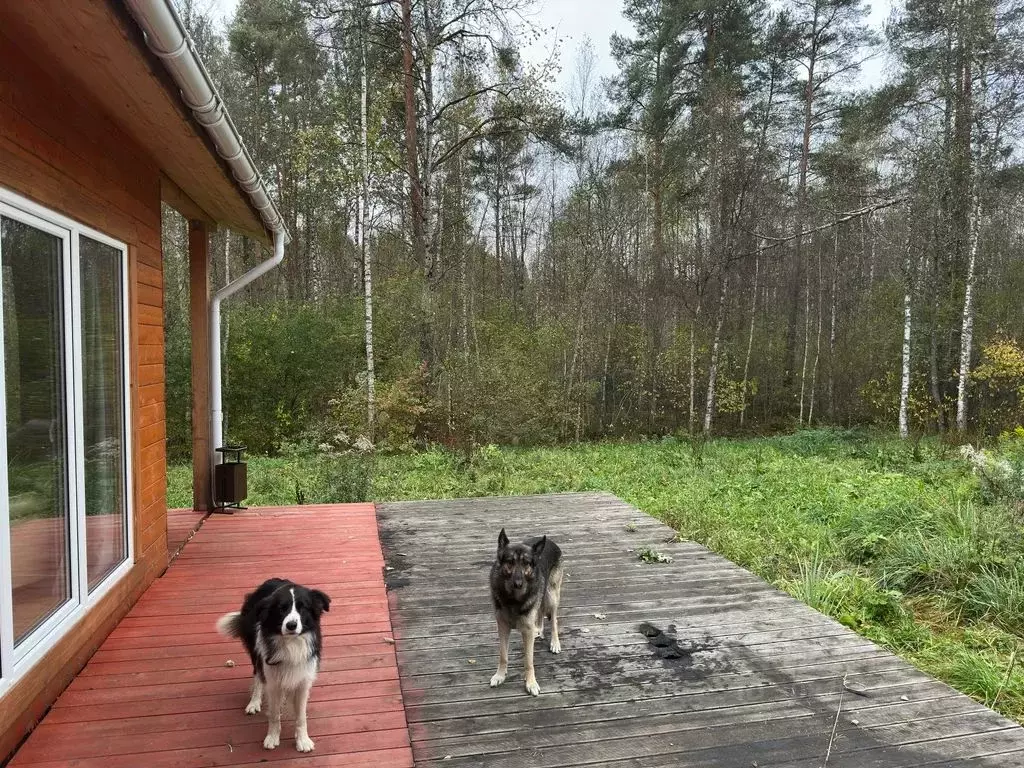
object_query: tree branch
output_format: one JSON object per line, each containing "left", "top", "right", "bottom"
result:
{"left": 743, "top": 197, "right": 902, "bottom": 254}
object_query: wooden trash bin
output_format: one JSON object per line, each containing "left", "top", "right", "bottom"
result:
{"left": 214, "top": 445, "right": 247, "bottom": 512}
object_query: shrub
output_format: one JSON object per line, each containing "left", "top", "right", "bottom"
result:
{"left": 941, "top": 646, "right": 1023, "bottom": 710}
{"left": 278, "top": 441, "right": 374, "bottom": 505}
{"left": 972, "top": 336, "right": 1024, "bottom": 434}
{"left": 444, "top": 321, "right": 569, "bottom": 450}
{"left": 963, "top": 566, "right": 1024, "bottom": 635}
{"left": 960, "top": 443, "right": 1024, "bottom": 503}
{"left": 771, "top": 427, "right": 868, "bottom": 458}
{"left": 784, "top": 556, "right": 906, "bottom": 632}
{"left": 878, "top": 503, "right": 1019, "bottom": 596}
{"left": 222, "top": 300, "right": 363, "bottom": 454}
{"left": 330, "top": 363, "right": 440, "bottom": 454}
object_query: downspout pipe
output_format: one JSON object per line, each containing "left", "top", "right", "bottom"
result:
{"left": 210, "top": 229, "right": 285, "bottom": 457}
{"left": 122, "top": 0, "right": 286, "bottom": 235}
{"left": 123, "top": 0, "right": 290, "bottom": 482}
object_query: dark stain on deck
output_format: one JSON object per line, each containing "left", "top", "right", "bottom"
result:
{"left": 377, "top": 492, "right": 1024, "bottom": 767}
{"left": 379, "top": 524, "right": 414, "bottom": 590}
{"left": 10, "top": 504, "right": 414, "bottom": 768}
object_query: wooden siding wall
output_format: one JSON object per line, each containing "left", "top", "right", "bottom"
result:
{"left": 0, "top": 27, "right": 168, "bottom": 761}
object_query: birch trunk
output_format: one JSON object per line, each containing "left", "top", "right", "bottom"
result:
{"left": 808, "top": 241, "right": 824, "bottom": 424}
{"left": 222, "top": 232, "right": 231, "bottom": 441}
{"left": 703, "top": 275, "right": 729, "bottom": 435}
{"left": 494, "top": 166, "right": 502, "bottom": 297}
{"left": 688, "top": 293, "right": 703, "bottom": 434}
{"left": 602, "top": 312, "right": 614, "bottom": 431}
{"left": 359, "top": 30, "right": 375, "bottom": 439}
{"left": 399, "top": 0, "right": 430, "bottom": 364}
{"left": 786, "top": 9, "right": 818, "bottom": 390}
{"left": 899, "top": 235, "right": 913, "bottom": 439}
{"left": 567, "top": 296, "right": 587, "bottom": 437}
{"left": 740, "top": 249, "right": 760, "bottom": 427}
{"left": 956, "top": 48, "right": 986, "bottom": 433}
{"left": 400, "top": 0, "right": 424, "bottom": 267}
{"left": 458, "top": 146, "right": 470, "bottom": 360}
{"left": 798, "top": 271, "right": 812, "bottom": 425}
{"left": 956, "top": 179, "right": 982, "bottom": 432}
{"left": 930, "top": 299, "right": 944, "bottom": 432}
{"left": 422, "top": 11, "right": 437, "bottom": 278}
{"left": 866, "top": 211, "right": 876, "bottom": 289}
{"left": 828, "top": 234, "right": 838, "bottom": 420}
{"left": 649, "top": 132, "right": 667, "bottom": 432}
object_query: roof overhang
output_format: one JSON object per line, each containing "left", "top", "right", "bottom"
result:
{"left": 0, "top": 0, "right": 281, "bottom": 244}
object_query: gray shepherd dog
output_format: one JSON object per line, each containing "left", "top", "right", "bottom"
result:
{"left": 488, "top": 529, "right": 563, "bottom": 695}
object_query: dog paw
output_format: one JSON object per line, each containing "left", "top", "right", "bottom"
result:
{"left": 489, "top": 671, "right": 506, "bottom": 687}
{"left": 549, "top": 638, "right": 561, "bottom": 654}
{"left": 525, "top": 678, "right": 541, "bottom": 696}
{"left": 263, "top": 732, "right": 280, "bottom": 750}
{"left": 295, "top": 733, "right": 315, "bottom": 752}
{"left": 244, "top": 701, "right": 261, "bottom": 715}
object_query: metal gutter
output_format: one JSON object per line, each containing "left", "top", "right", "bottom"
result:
{"left": 123, "top": 0, "right": 288, "bottom": 238}
{"left": 123, "top": 0, "right": 289, "bottom": 483}
{"left": 209, "top": 231, "right": 285, "bottom": 457}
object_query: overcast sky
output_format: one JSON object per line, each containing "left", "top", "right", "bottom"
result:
{"left": 207, "top": 0, "right": 896, "bottom": 96}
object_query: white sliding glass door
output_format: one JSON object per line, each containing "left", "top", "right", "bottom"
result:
{"left": 0, "top": 187, "right": 133, "bottom": 695}
{"left": 2, "top": 214, "right": 74, "bottom": 650}
{"left": 80, "top": 236, "right": 128, "bottom": 591}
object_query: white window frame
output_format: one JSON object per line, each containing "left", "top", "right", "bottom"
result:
{"left": 0, "top": 185, "right": 134, "bottom": 698}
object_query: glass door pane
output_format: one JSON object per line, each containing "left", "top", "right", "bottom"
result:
{"left": 1, "top": 216, "right": 71, "bottom": 645}
{"left": 80, "top": 236, "right": 127, "bottom": 590}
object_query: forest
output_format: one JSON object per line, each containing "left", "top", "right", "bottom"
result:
{"left": 155, "top": 0, "right": 1024, "bottom": 722}
{"left": 162, "top": 0, "right": 1024, "bottom": 460}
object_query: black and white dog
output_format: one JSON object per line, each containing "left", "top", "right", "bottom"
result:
{"left": 216, "top": 578, "right": 331, "bottom": 752}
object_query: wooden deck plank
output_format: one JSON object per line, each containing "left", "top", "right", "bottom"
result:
{"left": 10, "top": 503, "right": 414, "bottom": 768}
{"left": 11, "top": 729, "right": 413, "bottom": 768}
{"left": 377, "top": 492, "right": 1024, "bottom": 767}
{"left": 39, "top": 680, "right": 406, "bottom": 725}
{"left": 166, "top": 506, "right": 206, "bottom": 562}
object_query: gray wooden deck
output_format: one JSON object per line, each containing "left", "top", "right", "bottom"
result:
{"left": 376, "top": 492, "right": 1024, "bottom": 767}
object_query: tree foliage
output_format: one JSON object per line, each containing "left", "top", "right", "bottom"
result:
{"left": 163, "top": 0, "right": 1024, "bottom": 458}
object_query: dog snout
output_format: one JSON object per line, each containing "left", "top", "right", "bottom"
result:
{"left": 285, "top": 619, "right": 298, "bottom": 632}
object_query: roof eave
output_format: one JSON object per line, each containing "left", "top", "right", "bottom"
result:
{"left": 122, "top": 0, "right": 290, "bottom": 244}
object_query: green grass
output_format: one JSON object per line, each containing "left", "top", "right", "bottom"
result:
{"left": 167, "top": 428, "right": 1024, "bottom": 723}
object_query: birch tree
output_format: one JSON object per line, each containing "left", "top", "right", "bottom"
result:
{"left": 358, "top": 16, "right": 376, "bottom": 438}
{"left": 784, "top": 0, "right": 876, "bottom": 402}
{"left": 899, "top": 223, "right": 914, "bottom": 439}
{"left": 160, "top": 0, "right": 1024, "bottom": 454}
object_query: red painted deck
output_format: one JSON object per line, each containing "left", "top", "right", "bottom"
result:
{"left": 9, "top": 503, "right": 414, "bottom": 768}
{"left": 167, "top": 506, "right": 207, "bottom": 562}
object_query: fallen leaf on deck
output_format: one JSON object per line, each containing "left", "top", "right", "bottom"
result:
{"left": 843, "top": 680, "right": 869, "bottom": 697}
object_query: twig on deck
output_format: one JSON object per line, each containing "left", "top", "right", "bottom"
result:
{"left": 993, "top": 648, "right": 1018, "bottom": 709}
{"left": 823, "top": 673, "right": 848, "bottom": 767}
{"left": 842, "top": 679, "right": 869, "bottom": 697}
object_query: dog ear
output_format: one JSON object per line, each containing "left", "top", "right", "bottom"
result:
{"left": 311, "top": 589, "right": 331, "bottom": 615}
{"left": 531, "top": 535, "right": 547, "bottom": 557}
{"left": 497, "top": 528, "right": 509, "bottom": 552}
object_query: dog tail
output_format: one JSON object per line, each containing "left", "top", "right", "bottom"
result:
{"left": 216, "top": 611, "right": 242, "bottom": 638}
